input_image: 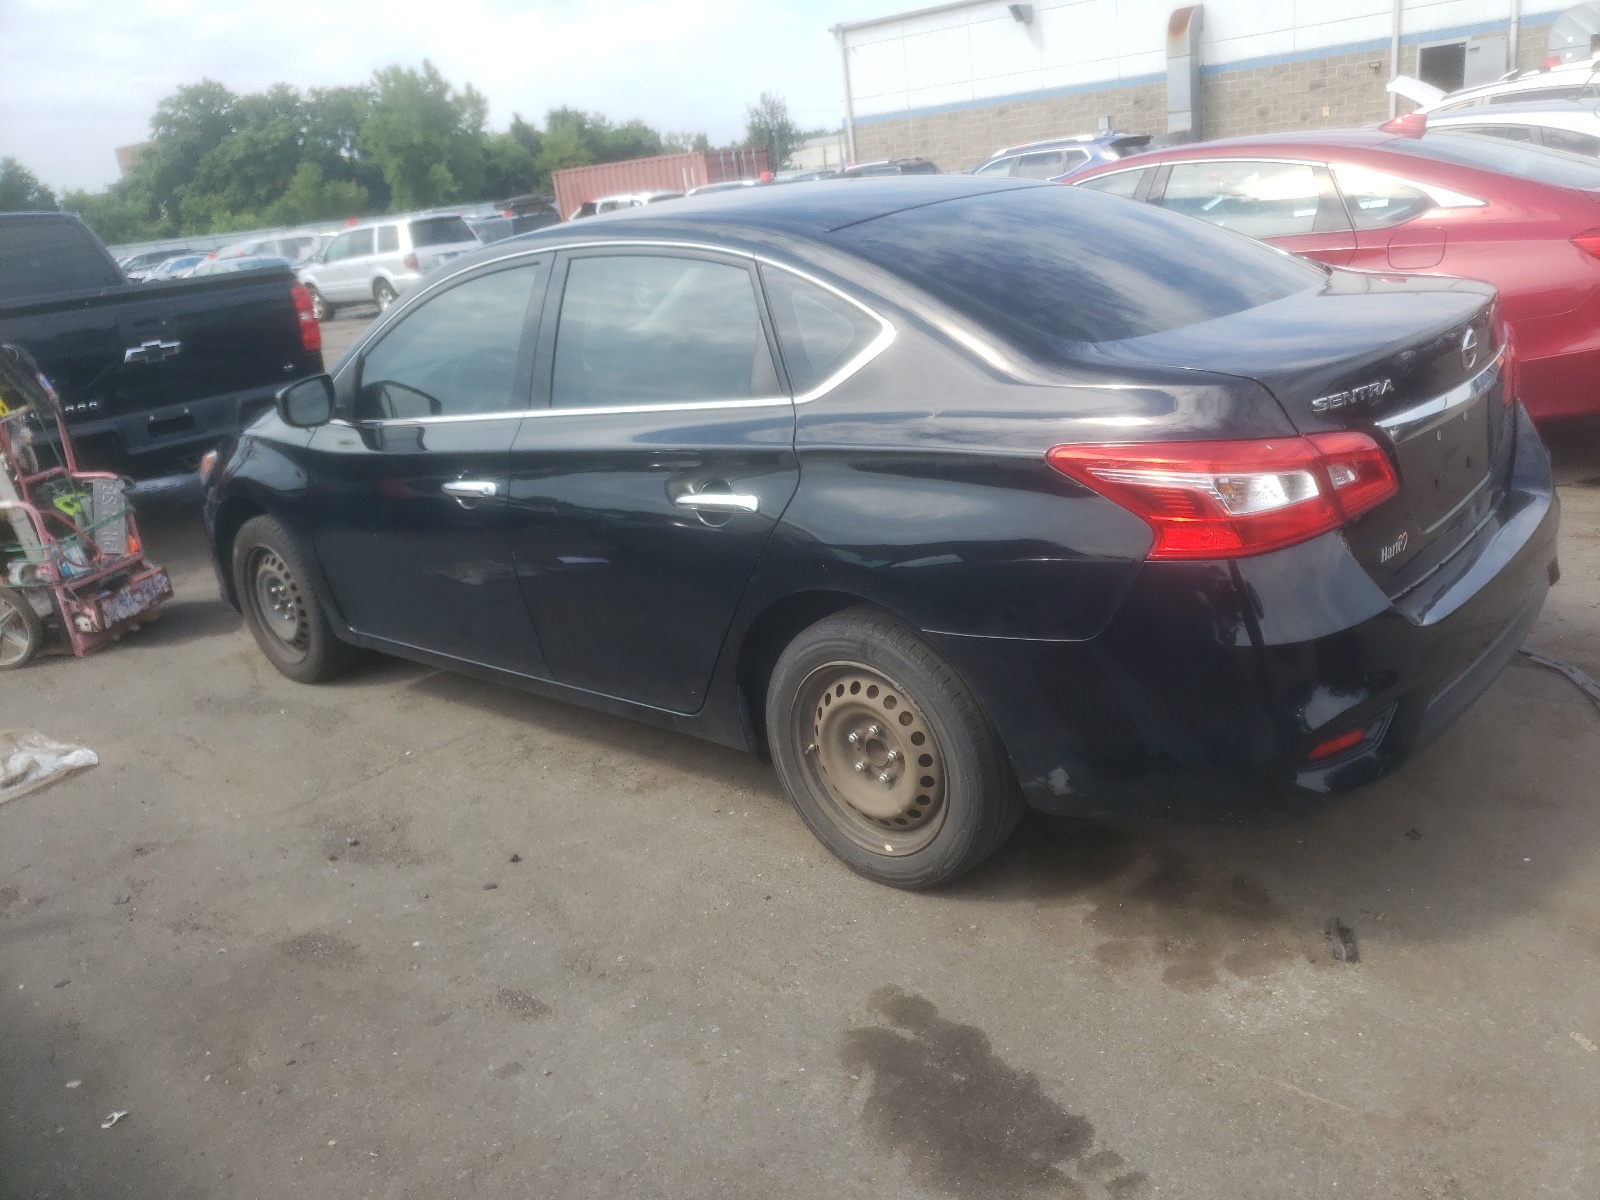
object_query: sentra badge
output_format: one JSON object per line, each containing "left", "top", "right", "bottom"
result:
{"left": 1311, "top": 377, "right": 1395, "bottom": 414}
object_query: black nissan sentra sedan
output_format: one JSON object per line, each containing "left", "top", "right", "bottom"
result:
{"left": 203, "top": 176, "right": 1560, "bottom": 888}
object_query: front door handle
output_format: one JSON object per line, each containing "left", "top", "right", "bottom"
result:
{"left": 674, "top": 492, "right": 759, "bottom": 514}
{"left": 442, "top": 479, "right": 498, "bottom": 507}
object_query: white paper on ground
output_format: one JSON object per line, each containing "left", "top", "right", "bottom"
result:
{"left": 0, "top": 730, "right": 98, "bottom": 805}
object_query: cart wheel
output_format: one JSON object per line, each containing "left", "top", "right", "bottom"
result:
{"left": 0, "top": 588, "right": 43, "bottom": 670}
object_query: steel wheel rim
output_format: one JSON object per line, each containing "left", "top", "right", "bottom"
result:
{"left": 310, "top": 290, "right": 328, "bottom": 321}
{"left": 791, "top": 660, "right": 948, "bottom": 856}
{"left": 376, "top": 284, "right": 393, "bottom": 311}
{"left": 0, "top": 599, "right": 33, "bottom": 667}
{"left": 249, "top": 547, "right": 308, "bottom": 660}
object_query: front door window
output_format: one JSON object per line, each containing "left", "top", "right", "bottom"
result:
{"left": 357, "top": 264, "right": 544, "bottom": 420}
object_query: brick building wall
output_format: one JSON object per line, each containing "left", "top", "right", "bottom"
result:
{"left": 851, "top": 22, "right": 1556, "bottom": 173}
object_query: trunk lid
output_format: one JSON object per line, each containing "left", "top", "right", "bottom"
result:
{"left": 1084, "top": 272, "right": 1512, "bottom": 596}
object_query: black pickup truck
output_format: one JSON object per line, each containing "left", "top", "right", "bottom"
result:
{"left": 0, "top": 212, "right": 323, "bottom": 478}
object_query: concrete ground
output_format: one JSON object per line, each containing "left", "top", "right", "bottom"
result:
{"left": 3, "top": 326, "right": 1599, "bottom": 1196}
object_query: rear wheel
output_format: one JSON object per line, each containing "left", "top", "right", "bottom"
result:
{"left": 766, "top": 607, "right": 1024, "bottom": 889}
{"left": 232, "top": 515, "right": 356, "bottom": 684}
{"left": 0, "top": 588, "right": 42, "bottom": 670}
{"left": 373, "top": 279, "right": 396, "bottom": 312}
{"left": 306, "top": 285, "right": 332, "bottom": 322}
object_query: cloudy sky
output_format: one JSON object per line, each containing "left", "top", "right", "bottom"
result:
{"left": 0, "top": 0, "right": 869, "bottom": 193}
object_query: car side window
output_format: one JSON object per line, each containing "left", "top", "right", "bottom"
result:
{"left": 974, "top": 157, "right": 1014, "bottom": 177}
{"left": 1060, "top": 148, "right": 1090, "bottom": 173}
{"left": 761, "top": 268, "right": 883, "bottom": 395}
{"left": 356, "top": 264, "right": 543, "bottom": 421}
{"left": 550, "top": 255, "right": 779, "bottom": 408}
{"left": 1014, "top": 150, "right": 1065, "bottom": 179}
{"left": 1077, "top": 169, "right": 1144, "bottom": 198}
{"left": 347, "top": 229, "right": 375, "bottom": 258}
{"left": 1157, "top": 161, "right": 1326, "bottom": 237}
{"left": 1330, "top": 165, "right": 1436, "bottom": 230}
{"left": 377, "top": 225, "right": 400, "bottom": 253}
{"left": 323, "top": 232, "right": 352, "bottom": 263}
{"left": 1539, "top": 126, "right": 1600, "bottom": 157}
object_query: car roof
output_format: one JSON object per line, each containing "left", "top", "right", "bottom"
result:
{"left": 514, "top": 175, "right": 1039, "bottom": 241}
{"left": 984, "top": 132, "right": 1126, "bottom": 157}
{"left": 1429, "top": 57, "right": 1600, "bottom": 106}
{"left": 1428, "top": 98, "right": 1597, "bottom": 119}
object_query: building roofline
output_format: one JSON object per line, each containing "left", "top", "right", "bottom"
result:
{"left": 830, "top": 0, "right": 988, "bottom": 37}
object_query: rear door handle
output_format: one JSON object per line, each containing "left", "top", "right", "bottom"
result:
{"left": 674, "top": 492, "right": 759, "bottom": 513}
{"left": 442, "top": 480, "right": 498, "bottom": 506}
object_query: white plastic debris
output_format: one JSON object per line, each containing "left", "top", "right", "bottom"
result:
{"left": 0, "top": 730, "right": 98, "bottom": 805}
{"left": 100, "top": 1111, "right": 127, "bottom": 1129}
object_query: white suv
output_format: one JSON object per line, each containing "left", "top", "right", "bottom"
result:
{"left": 297, "top": 215, "right": 480, "bottom": 320}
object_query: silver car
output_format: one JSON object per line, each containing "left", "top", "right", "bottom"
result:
{"left": 297, "top": 215, "right": 480, "bottom": 320}
{"left": 1419, "top": 98, "right": 1600, "bottom": 159}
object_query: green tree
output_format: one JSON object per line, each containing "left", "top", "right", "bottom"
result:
{"left": 744, "top": 92, "right": 802, "bottom": 170}
{"left": 0, "top": 158, "right": 57, "bottom": 211}
{"left": 482, "top": 131, "right": 540, "bottom": 200}
{"left": 536, "top": 122, "right": 592, "bottom": 178}
{"left": 59, "top": 188, "right": 160, "bottom": 243}
{"left": 664, "top": 131, "right": 711, "bottom": 153}
{"left": 359, "top": 61, "right": 486, "bottom": 210}
{"left": 260, "top": 163, "right": 368, "bottom": 226}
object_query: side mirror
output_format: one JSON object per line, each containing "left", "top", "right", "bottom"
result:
{"left": 276, "top": 374, "right": 336, "bottom": 427}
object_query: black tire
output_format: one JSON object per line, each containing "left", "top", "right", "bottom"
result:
{"left": 766, "top": 606, "right": 1024, "bottom": 889}
{"left": 373, "top": 279, "right": 396, "bottom": 312}
{"left": 306, "top": 285, "right": 332, "bottom": 322}
{"left": 232, "top": 515, "right": 357, "bottom": 684}
{"left": 0, "top": 587, "right": 43, "bottom": 670}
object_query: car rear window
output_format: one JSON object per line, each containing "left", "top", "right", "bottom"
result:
{"left": 409, "top": 216, "right": 475, "bottom": 247}
{"left": 0, "top": 216, "right": 122, "bottom": 301}
{"left": 831, "top": 184, "right": 1322, "bottom": 347}
{"left": 1388, "top": 131, "right": 1600, "bottom": 188}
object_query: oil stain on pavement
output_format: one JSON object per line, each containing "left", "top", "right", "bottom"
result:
{"left": 842, "top": 986, "right": 1148, "bottom": 1199}
{"left": 1000, "top": 819, "right": 1309, "bottom": 991}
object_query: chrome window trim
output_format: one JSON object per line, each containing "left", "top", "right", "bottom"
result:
{"left": 1069, "top": 164, "right": 1147, "bottom": 191}
{"left": 1376, "top": 343, "right": 1505, "bottom": 442}
{"left": 341, "top": 239, "right": 896, "bottom": 428}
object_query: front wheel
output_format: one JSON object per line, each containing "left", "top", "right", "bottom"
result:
{"left": 373, "top": 279, "right": 396, "bottom": 312}
{"left": 766, "top": 607, "right": 1024, "bottom": 889}
{"left": 232, "top": 515, "right": 357, "bottom": 684}
{"left": 0, "top": 588, "right": 43, "bottom": 670}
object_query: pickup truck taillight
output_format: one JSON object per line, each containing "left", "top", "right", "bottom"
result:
{"left": 1046, "top": 434, "right": 1399, "bottom": 560}
{"left": 290, "top": 284, "right": 322, "bottom": 353}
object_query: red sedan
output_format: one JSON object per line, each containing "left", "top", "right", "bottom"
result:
{"left": 1071, "top": 126, "right": 1600, "bottom": 422}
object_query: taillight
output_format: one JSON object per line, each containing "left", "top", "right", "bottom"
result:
{"left": 1046, "top": 434, "right": 1399, "bottom": 561}
{"left": 1572, "top": 228, "right": 1600, "bottom": 260}
{"left": 403, "top": 252, "right": 419, "bottom": 271}
{"left": 289, "top": 283, "right": 322, "bottom": 353}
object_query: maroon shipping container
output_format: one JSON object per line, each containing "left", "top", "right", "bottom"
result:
{"left": 552, "top": 148, "right": 770, "bottom": 220}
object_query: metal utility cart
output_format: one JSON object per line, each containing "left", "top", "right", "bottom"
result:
{"left": 0, "top": 343, "right": 171, "bottom": 669}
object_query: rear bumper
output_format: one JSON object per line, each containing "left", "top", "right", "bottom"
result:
{"left": 63, "top": 385, "right": 283, "bottom": 477}
{"left": 933, "top": 404, "right": 1561, "bottom": 820}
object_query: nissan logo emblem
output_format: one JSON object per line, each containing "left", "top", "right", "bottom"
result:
{"left": 1461, "top": 327, "right": 1479, "bottom": 372}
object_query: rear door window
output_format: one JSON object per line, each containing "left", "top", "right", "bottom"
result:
{"left": 551, "top": 254, "right": 779, "bottom": 408}
{"left": 1331, "top": 165, "right": 1437, "bottom": 229}
{"left": 1014, "top": 151, "right": 1065, "bottom": 179}
{"left": 1540, "top": 127, "right": 1600, "bottom": 156}
{"left": 1156, "top": 161, "right": 1327, "bottom": 237}
{"left": 409, "top": 216, "right": 474, "bottom": 247}
{"left": 377, "top": 225, "right": 400, "bottom": 253}
{"left": 356, "top": 263, "right": 544, "bottom": 420}
{"left": 346, "top": 229, "right": 375, "bottom": 258}
{"left": 761, "top": 268, "right": 882, "bottom": 394}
